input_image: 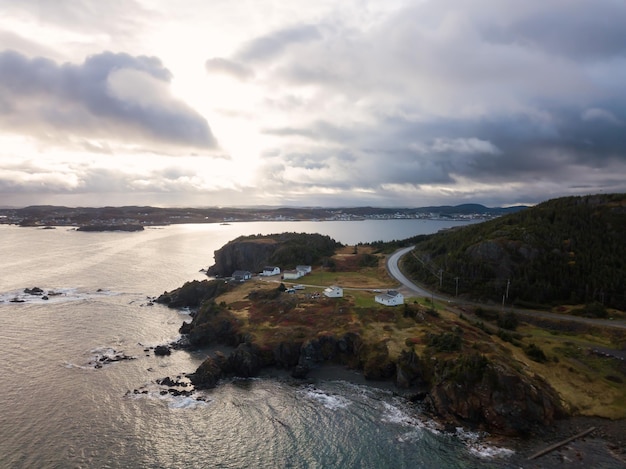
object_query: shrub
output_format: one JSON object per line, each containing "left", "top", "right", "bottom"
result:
{"left": 524, "top": 343, "right": 548, "bottom": 363}
{"left": 573, "top": 301, "right": 608, "bottom": 319}
{"left": 497, "top": 311, "right": 519, "bottom": 330}
{"left": 426, "top": 331, "right": 462, "bottom": 352}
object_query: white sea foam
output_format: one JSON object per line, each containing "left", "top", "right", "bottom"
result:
{"left": 300, "top": 386, "right": 351, "bottom": 410}
{"left": 165, "top": 394, "right": 211, "bottom": 410}
{"left": 381, "top": 401, "right": 420, "bottom": 426}
{"left": 455, "top": 427, "right": 515, "bottom": 459}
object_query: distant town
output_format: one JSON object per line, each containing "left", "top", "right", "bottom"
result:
{"left": 0, "top": 204, "right": 526, "bottom": 227}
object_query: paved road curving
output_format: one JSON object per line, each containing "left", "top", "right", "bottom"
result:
{"left": 386, "top": 246, "right": 626, "bottom": 331}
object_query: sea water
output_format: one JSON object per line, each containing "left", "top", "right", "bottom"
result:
{"left": 0, "top": 221, "right": 523, "bottom": 468}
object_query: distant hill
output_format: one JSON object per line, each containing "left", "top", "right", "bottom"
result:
{"left": 0, "top": 203, "right": 528, "bottom": 226}
{"left": 402, "top": 193, "right": 626, "bottom": 310}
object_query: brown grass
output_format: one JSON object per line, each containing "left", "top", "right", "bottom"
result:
{"left": 210, "top": 258, "right": 626, "bottom": 420}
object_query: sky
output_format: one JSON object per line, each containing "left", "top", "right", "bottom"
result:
{"left": 1, "top": 0, "right": 626, "bottom": 208}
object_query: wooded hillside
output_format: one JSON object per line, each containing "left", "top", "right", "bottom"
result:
{"left": 403, "top": 193, "right": 626, "bottom": 310}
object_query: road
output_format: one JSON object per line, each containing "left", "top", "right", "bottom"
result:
{"left": 386, "top": 246, "right": 626, "bottom": 331}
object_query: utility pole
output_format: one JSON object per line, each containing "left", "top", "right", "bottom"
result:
{"left": 439, "top": 269, "right": 443, "bottom": 288}
{"left": 502, "top": 278, "right": 510, "bottom": 311}
{"left": 455, "top": 277, "right": 459, "bottom": 297}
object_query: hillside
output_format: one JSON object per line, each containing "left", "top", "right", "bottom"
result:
{"left": 402, "top": 193, "right": 626, "bottom": 310}
{"left": 154, "top": 233, "right": 626, "bottom": 442}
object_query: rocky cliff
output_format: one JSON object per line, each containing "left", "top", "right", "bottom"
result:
{"left": 207, "top": 238, "right": 279, "bottom": 277}
{"left": 206, "top": 232, "right": 341, "bottom": 277}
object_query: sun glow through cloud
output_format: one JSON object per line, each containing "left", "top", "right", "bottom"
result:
{"left": 0, "top": 0, "right": 625, "bottom": 208}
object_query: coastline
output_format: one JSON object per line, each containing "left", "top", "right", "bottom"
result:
{"left": 251, "top": 361, "right": 626, "bottom": 467}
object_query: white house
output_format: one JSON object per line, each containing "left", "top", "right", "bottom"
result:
{"left": 232, "top": 270, "right": 252, "bottom": 281}
{"left": 262, "top": 266, "right": 281, "bottom": 276}
{"left": 323, "top": 285, "right": 343, "bottom": 298}
{"left": 283, "top": 269, "right": 303, "bottom": 280}
{"left": 296, "top": 265, "right": 312, "bottom": 275}
{"left": 375, "top": 290, "right": 404, "bottom": 306}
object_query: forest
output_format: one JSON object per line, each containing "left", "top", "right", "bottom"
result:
{"left": 401, "top": 193, "right": 626, "bottom": 310}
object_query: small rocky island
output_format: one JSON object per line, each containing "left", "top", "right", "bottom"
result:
{"left": 76, "top": 224, "right": 144, "bottom": 232}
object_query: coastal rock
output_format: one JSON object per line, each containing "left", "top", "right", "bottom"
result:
{"left": 296, "top": 333, "right": 363, "bottom": 372}
{"left": 361, "top": 340, "right": 396, "bottom": 381}
{"left": 154, "top": 345, "right": 171, "bottom": 356}
{"left": 189, "top": 353, "right": 228, "bottom": 389}
{"left": 77, "top": 224, "right": 144, "bottom": 232}
{"left": 291, "top": 364, "right": 310, "bottom": 379}
{"left": 227, "top": 343, "right": 262, "bottom": 378}
{"left": 90, "top": 349, "right": 136, "bottom": 369}
{"left": 427, "top": 355, "right": 567, "bottom": 437}
{"left": 273, "top": 341, "right": 303, "bottom": 369}
{"left": 395, "top": 349, "right": 430, "bottom": 389}
{"left": 156, "top": 279, "right": 231, "bottom": 309}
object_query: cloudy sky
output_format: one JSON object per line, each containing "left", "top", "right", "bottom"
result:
{"left": 1, "top": 0, "right": 625, "bottom": 208}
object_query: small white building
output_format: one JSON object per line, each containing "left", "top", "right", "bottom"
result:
{"left": 296, "top": 265, "right": 312, "bottom": 275}
{"left": 375, "top": 290, "right": 404, "bottom": 306}
{"left": 232, "top": 270, "right": 252, "bottom": 281}
{"left": 283, "top": 269, "right": 304, "bottom": 280}
{"left": 323, "top": 285, "right": 343, "bottom": 298}
{"left": 261, "top": 266, "right": 281, "bottom": 276}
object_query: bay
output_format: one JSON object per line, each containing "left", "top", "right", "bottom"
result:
{"left": 0, "top": 220, "right": 522, "bottom": 469}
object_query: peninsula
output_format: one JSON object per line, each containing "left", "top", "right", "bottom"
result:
{"left": 153, "top": 195, "right": 626, "bottom": 448}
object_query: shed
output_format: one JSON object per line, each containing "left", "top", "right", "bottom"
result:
{"left": 232, "top": 270, "right": 252, "bottom": 281}
{"left": 375, "top": 290, "right": 404, "bottom": 306}
{"left": 283, "top": 269, "right": 303, "bottom": 280}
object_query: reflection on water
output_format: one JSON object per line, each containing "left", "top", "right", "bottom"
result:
{"left": 0, "top": 221, "right": 523, "bottom": 469}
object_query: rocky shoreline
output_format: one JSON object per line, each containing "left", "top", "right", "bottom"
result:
{"left": 147, "top": 343, "right": 626, "bottom": 467}
{"left": 155, "top": 283, "right": 569, "bottom": 440}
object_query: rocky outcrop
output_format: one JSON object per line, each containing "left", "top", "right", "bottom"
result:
{"left": 154, "top": 345, "right": 171, "bottom": 356}
{"left": 155, "top": 279, "right": 231, "bottom": 309}
{"left": 77, "top": 224, "right": 144, "bottom": 232}
{"left": 188, "top": 352, "right": 228, "bottom": 388}
{"left": 206, "top": 232, "right": 340, "bottom": 277}
{"left": 207, "top": 239, "right": 278, "bottom": 277}
{"left": 292, "top": 333, "right": 362, "bottom": 378}
{"left": 426, "top": 354, "right": 567, "bottom": 436}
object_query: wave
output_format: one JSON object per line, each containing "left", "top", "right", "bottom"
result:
{"left": 298, "top": 385, "right": 352, "bottom": 410}
{"left": 454, "top": 427, "right": 515, "bottom": 459}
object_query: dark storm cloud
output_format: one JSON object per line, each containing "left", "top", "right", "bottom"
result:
{"left": 205, "top": 58, "right": 254, "bottom": 81}
{"left": 488, "top": 2, "right": 626, "bottom": 61}
{"left": 0, "top": 50, "right": 217, "bottom": 149}
{"left": 240, "top": 0, "right": 626, "bottom": 205}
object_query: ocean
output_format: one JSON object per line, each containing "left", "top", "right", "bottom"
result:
{"left": 0, "top": 220, "right": 527, "bottom": 468}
